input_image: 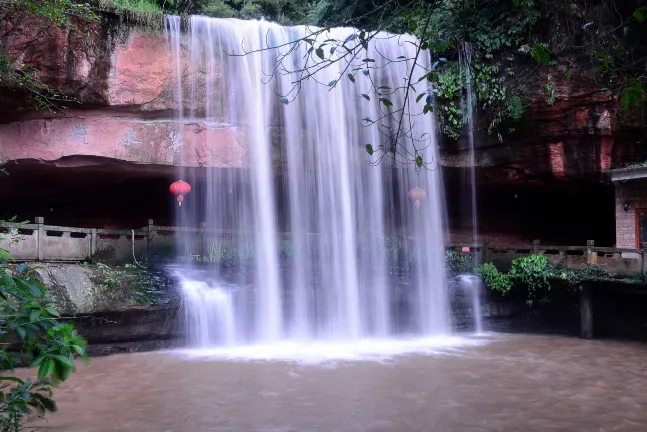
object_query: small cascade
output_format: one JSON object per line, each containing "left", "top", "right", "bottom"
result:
{"left": 180, "top": 277, "right": 237, "bottom": 347}
{"left": 458, "top": 274, "right": 483, "bottom": 334}
{"left": 460, "top": 42, "right": 483, "bottom": 333}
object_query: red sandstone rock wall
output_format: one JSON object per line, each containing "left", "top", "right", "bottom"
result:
{"left": 0, "top": 13, "right": 244, "bottom": 168}
{"left": 441, "top": 61, "right": 645, "bottom": 185}
{"left": 0, "top": 13, "right": 643, "bottom": 181}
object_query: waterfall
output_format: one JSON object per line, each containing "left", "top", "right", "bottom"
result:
{"left": 167, "top": 17, "right": 450, "bottom": 348}
{"left": 460, "top": 42, "right": 483, "bottom": 333}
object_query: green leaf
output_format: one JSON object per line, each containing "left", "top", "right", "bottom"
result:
{"left": 379, "top": 98, "right": 393, "bottom": 107}
{"left": 15, "top": 326, "right": 26, "bottom": 340}
{"left": 362, "top": 58, "right": 375, "bottom": 63}
{"left": 416, "top": 73, "right": 430, "bottom": 84}
{"left": 360, "top": 94, "right": 370, "bottom": 101}
{"left": 280, "top": 97, "right": 289, "bottom": 105}
{"left": 29, "top": 309, "right": 39, "bottom": 323}
{"left": 72, "top": 344, "right": 85, "bottom": 356}
{"left": 365, "top": 144, "right": 374, "bottom": 155}
{"left": 45, "top": 307, "right": 60, "bottom": 317}
{"left": 0, "top": 376, "right": 24, "bottom": 384}
{"left": 347, "top": 73, "right": 355, "bottom": 83}
{"left": 31, "top": 355, "right": 46, "bottom": 368}
{"left": 38, "top": 359, "right": 52, "bottom": 382}
{"left": 377, "top": 85, "right": 391, "bottom": 90}
{"left": 416, "top": 93, "right": 425, "bottom": 103}
{"left": 634, "top": 6, "right": 647, "bottom": 22}
{"left": 315, "top": 48, "right": 324, "bottom": 60}
{"left": 532, "top": 43, "right": 551, "bottom": 65}
{"left": 52, "top": 354, "right": 74, "bottom": 369}
{"left": 14, "top": 278, "right": 41, "bottom": 297}
{"left": 416, "top": 155, "right": 423, "bottom": 167}
{"left": 565, "top": 69, "right": 572, "bottom": 80}
{"left": 33, "top": 393, "right": 57, "bottom": 412}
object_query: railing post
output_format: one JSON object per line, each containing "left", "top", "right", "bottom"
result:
{"left": 532, "top": 239, "right": 540, "bottom": 254}
{"left": 558, "top": 248, "right": 566, "bottom": 267}
{"left": 35, "top": 217, "right": 44, "bottom": 261}
{"left": 90, "top": 228, "right": 97, "bottom": 260}
{"left": 481, "top": 238, "right": 489, "bottom": 263}
{"left": 147, "top": 219, "right": 154, "bottom": 264}
{"left": 200, "top": 222, "right": 207, "bottom": 259}
{"left": 579, "top": 283, "right": 594, "bottom": 339}
{"left": 586, "top": 240, "right": 596, "bottom": 264}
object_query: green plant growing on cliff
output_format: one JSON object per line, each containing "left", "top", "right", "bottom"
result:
{"left": 0, "top": 249, "right": 87, "bottom": 431}
{"left": 241, "top": 0, "right": 647, "bottom": 167}
{"left": 0, "top": 0, "right": 97, "bottom": 113}
{"left": 90, "top": 262, "right": 165, "bottom": 306}
{"left": 508, "top": 254, "right": 550, "bottom": 305}
{"left": 478, "top": 262, "right": 512, "bottom": 295}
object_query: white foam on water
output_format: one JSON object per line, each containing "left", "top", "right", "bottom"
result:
{"left": 170, "top": 335, "right": 495, "bottom": 365}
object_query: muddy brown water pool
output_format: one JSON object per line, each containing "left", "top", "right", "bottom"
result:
{"left": 14, "top": 333, "right": 647, "bottom": 432}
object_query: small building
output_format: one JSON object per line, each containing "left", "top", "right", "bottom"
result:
{"left": 607, "top": 166, "right": 647, "bottom": 248}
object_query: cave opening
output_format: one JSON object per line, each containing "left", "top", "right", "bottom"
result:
{"left": 0, "top": 157, "right": 616, "bottom": 246}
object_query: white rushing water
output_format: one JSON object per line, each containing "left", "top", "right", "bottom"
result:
{"left": 166, "top": 16, "right": 451, "bottom": 350}
{"left": 460, "top": 42, "right": 483, "bottom": 333}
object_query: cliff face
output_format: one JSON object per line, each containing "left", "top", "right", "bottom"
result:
{"left": 0, "top": 13, "right": 643, "bottom": 243}
{"left": 0, "top": 14, "right": 245, "bottom": 170}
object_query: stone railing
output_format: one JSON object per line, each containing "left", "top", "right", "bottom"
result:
{"left": 446, "top": 239, "right": 645, "bottom": 276}
{"left": 1, "top": 218, "right": 645, "bottom": 275}
{"left": 0, "top": 218, "right": 153, "bottom": 263}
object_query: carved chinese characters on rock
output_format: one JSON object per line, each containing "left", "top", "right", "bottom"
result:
{"left": 170, "top": 130, "right": 182, "bottom": 153}
{"left": 120, "top": 129, "right": 143, "bottom": 146}
{"left": 71, "top": 124, "right": 88, "bottom": 145}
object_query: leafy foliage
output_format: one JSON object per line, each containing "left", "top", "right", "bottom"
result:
{"left": 0, "top": 0, "right": 97, "bottom": 113}
{"left": 0, "top": 255, "right": 87, "bottom": 431}
{"left": 8, "top": 0, "right": 96, "bottom": 26}
{"left": 86, "top": 262, "right": 165, "bottom": 306}
{"left": 508, "top": 254, "right": 551, "bottom": 304}
{"left": 246, "top": 0, "right": 647, "bottom": 165}
{"left": 478, "top": 262, "right": 512, "bottom": 295}
{"left": 169, "top": 0, "right": 312, "bottom": 23}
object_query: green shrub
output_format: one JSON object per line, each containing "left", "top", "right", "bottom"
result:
{"left": 478, "top": 262, "right": 513, "bottom": 294}
{"left": 0, "top": 259, "right": 87, "bottom": 430}
{"left": 508, "top": 254, "right": 551, "bottom": 305}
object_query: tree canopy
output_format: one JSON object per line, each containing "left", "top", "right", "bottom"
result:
{"left": 221, "top": 0, "right": 646, "bottom": 167}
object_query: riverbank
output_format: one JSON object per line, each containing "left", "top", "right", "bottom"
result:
{"left": 26, "top": 262, "right": 647, "bottom": 357}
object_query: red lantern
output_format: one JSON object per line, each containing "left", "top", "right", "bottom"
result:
{"left": 408, "top": 187, "right": 427, "bottom": 209}
{"left": 170, "top": 180, "right": 191, "bottom": 207}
